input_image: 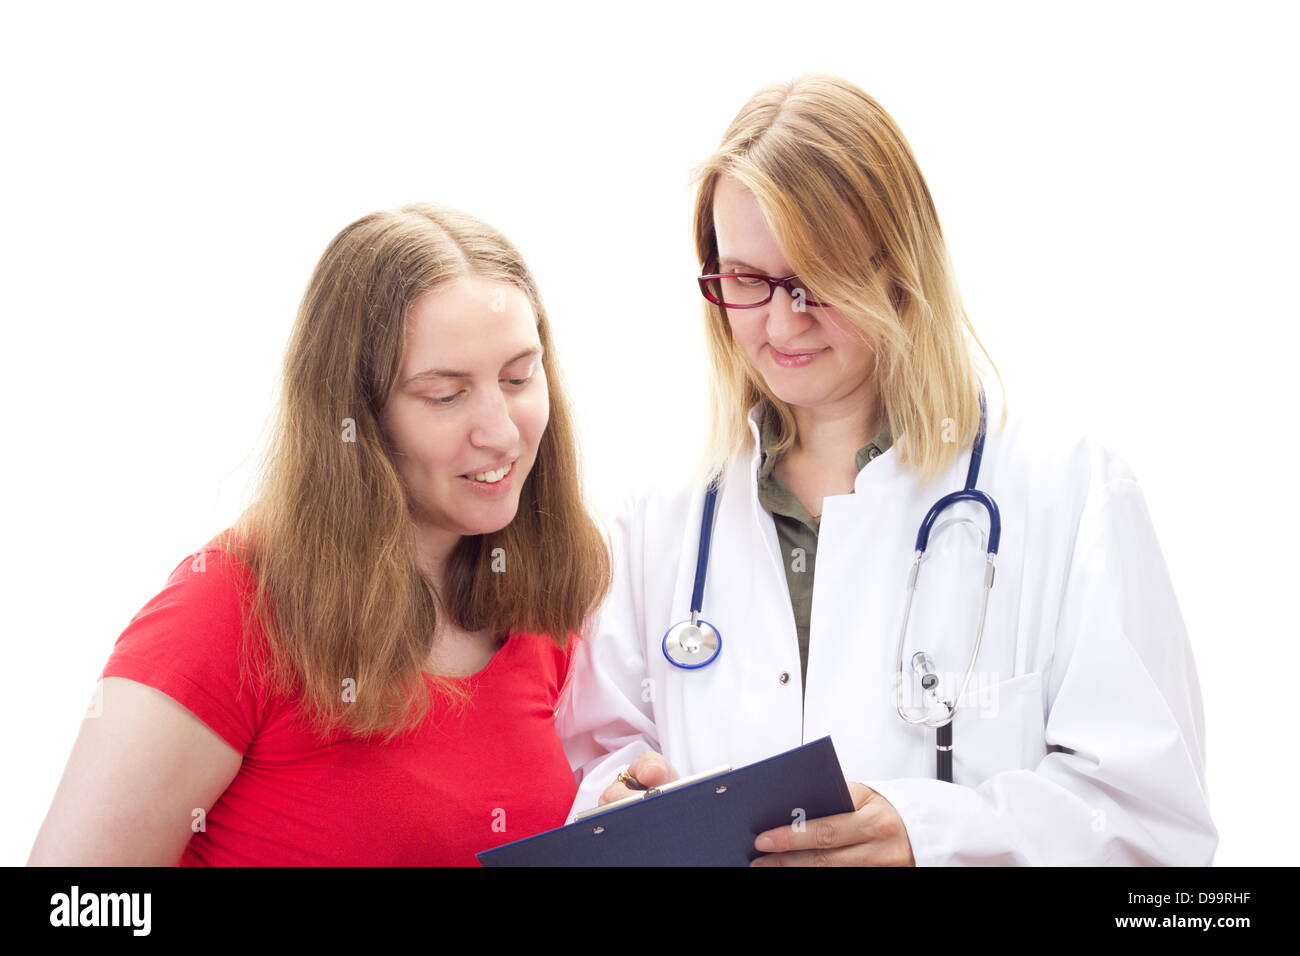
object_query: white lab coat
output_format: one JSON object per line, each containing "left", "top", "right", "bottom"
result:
{"left": 557, "top": 396, "right": 1218, "bottom": 865}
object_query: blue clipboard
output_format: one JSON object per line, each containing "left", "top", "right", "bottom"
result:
{"left": 476, "top": 736, "right": 853, "bottom": 867}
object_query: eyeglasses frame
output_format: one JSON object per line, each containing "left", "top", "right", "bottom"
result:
{"left": 696, "top": 252, "right": 887, "bottom": 311}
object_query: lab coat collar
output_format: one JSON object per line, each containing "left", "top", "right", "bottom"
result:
{"left": 743, "top": 402, "right": 903, "bottom": 501}
{"left": 739, "top": 400, "right": 907, "bottom": 582}
{"left": 745, "top": 403, "right": 764, "bottom": 466}
{"left": 745, "top": 404, "right": 765, "bottom": 519}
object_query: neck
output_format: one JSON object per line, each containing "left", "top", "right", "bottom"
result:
{"left": 788, "top": 391, "right": 882, "bottom": 464}
{"left": 413, "top": 521, "right": 461, "bottom": 607}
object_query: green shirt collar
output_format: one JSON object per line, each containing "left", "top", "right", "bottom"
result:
{"left": 756, "top": 403, "right": 894, "bottom": 482}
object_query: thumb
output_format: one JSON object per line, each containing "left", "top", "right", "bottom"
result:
{"left": 631, "top": 752, "right": 675, "bottom": 786}
{"left": 847, "top": 781, "right": 877, "bottom": 811}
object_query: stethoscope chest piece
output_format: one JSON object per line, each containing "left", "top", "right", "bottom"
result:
{"left": 662, "top": 619, "right": 722, "bottom": 669}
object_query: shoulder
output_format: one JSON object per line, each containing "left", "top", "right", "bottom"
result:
{"left": 501, "top": 630, "right": 580, "bottom": 707}
{"left": 979, "top": 398, "right": 1152, "bottom": 573}
{"left": 526, "top": 629, "right": 579, "bottom": 673}
{"left": 599, "top": 467, "right": 724, "bottom": 571}
{"left": 163, "top": 539, "right": 260, "bottom": 616}
{"left": 100, "top": 533, "right": 271, "bottom": 752}
{"left": 119, "top": 538, "right": 265, "bottom": 656}
{"left": 612, "top": 437, "right": 757, "bottom": 532}
{"left": 985, "top": 397, "right": 1137, "bottom": 495}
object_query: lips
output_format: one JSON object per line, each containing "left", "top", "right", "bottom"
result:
{"left": 768, "top": 345, "right": 828, "bottom": 368}
{"left": 462, "top": 458, "right": 516, "bottom": 478}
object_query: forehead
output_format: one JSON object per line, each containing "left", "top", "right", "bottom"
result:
{"left": 712, "top": 175, "right": 790, "bottom": 273}
{"left": 403, "top": 276, "right": 539, "bottom": 371}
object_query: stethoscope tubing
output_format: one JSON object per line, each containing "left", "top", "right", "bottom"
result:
{"left": 663, "top": 387, "right": 998, "bottom": 784}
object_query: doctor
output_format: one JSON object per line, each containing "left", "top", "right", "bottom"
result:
{"left": 557, "top": 74, "right": 1218, "bottom": 866}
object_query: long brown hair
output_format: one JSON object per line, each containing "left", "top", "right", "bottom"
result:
{"left": 219, "top": 203, "right": 611, "bottom": 741}
{"left": 691, "top": 74, "right": 1005, "bottom": 484}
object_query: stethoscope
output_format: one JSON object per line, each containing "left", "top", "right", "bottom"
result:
{"left": 661, "top": 389, "right": 1000, "bottom": 783}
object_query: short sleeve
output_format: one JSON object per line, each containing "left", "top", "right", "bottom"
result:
{"left": 557, "top": 631, "right": 580, "bottom": 706}
{"left": 534, "top": 631, "right": 580, "bottom": 713}
{"left": 101, "top": 546, "right": 268, "bottom": 754}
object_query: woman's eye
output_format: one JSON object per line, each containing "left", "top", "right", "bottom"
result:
{"left": 423, "top": 377, "right": 531, "bottom": 408}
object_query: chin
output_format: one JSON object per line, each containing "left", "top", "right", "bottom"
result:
{"left": 767, "top": 383, "right": 832, "bottom": 409}
{"left": 466, "top": 504, "right": 521, "bottom": 537}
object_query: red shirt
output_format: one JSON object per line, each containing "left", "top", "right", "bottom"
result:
{"left": 100, "top": 540, "right": 578, "bottom": 865}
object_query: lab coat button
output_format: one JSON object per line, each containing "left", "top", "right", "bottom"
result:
{"left": 779, "top": 671, "right": 790, "bottom": 684}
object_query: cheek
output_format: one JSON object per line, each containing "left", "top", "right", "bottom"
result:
{"left": 821, "top": 313, "right": 874, "bottom": 360}
{"left": 527, "top": 382, "right": 548, "bottom": 444}
{"left": 406, "top": 436, "right": 456, "bottom": 479}
{"left": 820, "top": 307, "right": 857, "bottom": 340}
{"left": 726, "top": 312, "right": 762, "bottom": 352}
{"left": 520, "top": 381, "right": 550, "bottom": 448}
{"left": 380, "top": 407, "right": 416, "bottom": 462}
{"left": 388, "top": 406, "right": 459, "bottom": 474}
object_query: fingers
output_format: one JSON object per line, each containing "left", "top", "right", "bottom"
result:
{"left": 597, "top": 751, "right": 677, "bottom": 806}
{"left": 627, "top": 750, "right": 677, "bottom": 787}
{"left": 751, "top": 783, "right": 914, "bottom": 866}
{"left": 598, "top": 780, "right": 636, "bottom": 806}
{"left": 846, "top": 781, "right": 875, "bottom": 810}
{"left": 754, "top": 806, "right": 867, "bottom": 854}
{"left": 750, "top": 843, "right": 914, "bottom": 867}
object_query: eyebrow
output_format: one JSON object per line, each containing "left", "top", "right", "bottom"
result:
{"left": 403, "top": 347, "right": 542, "bottom": 386}
{"left": 717, "top": 257, "right": 789, "bottom": 276}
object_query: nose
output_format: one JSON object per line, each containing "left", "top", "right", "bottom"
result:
{"left": 468, "top": 386, "right": 520, "bottom": 452}
{"left": 764, "top": 285, "right": 815, "bottom": 341}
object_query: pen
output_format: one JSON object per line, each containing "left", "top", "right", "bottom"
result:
{"left": 616, "top": 769, "right": 648, "bottom": 791}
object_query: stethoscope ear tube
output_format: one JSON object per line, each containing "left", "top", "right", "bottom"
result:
{"left": 914, "top": 489, "right": 1002, "bottom": 555}
{"left": 668, "top": 389, "right": 998, "bottom": 787}
{"left": 689, "top": 476, "right": 723, "bottom": 616}
{"left": 893, "top": 387, "right": 999, "bottom": 786}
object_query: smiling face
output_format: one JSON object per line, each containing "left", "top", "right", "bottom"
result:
{"left": 379, "top": 275, "right": 549, "bottom": 559}
{"left": 711, "top": 174, "right": 879, "bottom": 414}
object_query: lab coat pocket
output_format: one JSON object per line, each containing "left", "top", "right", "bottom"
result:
{"left": 951, "top": 671, "right": 1047, "bottom": 787}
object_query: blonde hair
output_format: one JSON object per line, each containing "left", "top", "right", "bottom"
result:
{"left": 219, "top": 203, "right": 611, "bottom": 741}
{"left": 691, "top": 74, "right": 1005, "bottom": 484}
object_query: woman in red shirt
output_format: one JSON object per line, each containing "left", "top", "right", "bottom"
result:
{"left": 28, "top": 203, "right": 611, "bottom": 865}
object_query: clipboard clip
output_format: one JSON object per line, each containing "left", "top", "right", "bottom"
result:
{"left": 573, "top": 764, "right": 732, "bottom": 824}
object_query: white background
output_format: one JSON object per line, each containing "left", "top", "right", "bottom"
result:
{"left": 3, "top": 1, "right": 1295, "bottom": 866}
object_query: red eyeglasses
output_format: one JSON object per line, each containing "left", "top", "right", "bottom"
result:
{"left": 697, "top": 258, "right": 831, "bottom": 309}
{"left": 697, "top": 253, "right": 886, "bottom": 310}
